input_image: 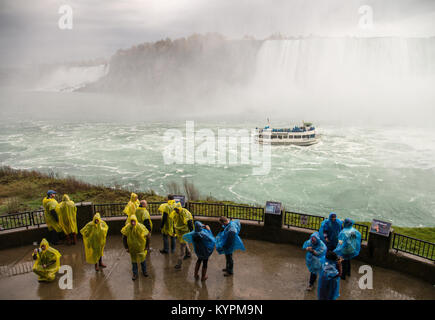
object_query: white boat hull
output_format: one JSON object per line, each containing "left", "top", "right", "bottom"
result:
{"left": 256, "top": 138, "right": 319, "bottom": 146}
{"left": 255, "top": 121, "right": 319, "bottom": 146}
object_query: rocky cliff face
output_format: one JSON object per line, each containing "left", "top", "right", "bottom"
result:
{"left": 84, "top": 33, "right": 263, "bottom": 104}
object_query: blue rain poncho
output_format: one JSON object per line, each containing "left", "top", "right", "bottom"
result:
{"left": 319, "top": 212, "right": 343, "bottom": 249}
{"left": 183, "top": 221, "right": 216, "bottom": 260}
{"left": 302, "top": 232, "right": 327, "bottom": 274}
{"left": 318, "top": 258, "right": 340, "bottom": 300}
{"left": 216, "top": 219, "right": 245, "bottom": 255}
{"left": 334, "top": 218, "right": 362, "bottom": 260}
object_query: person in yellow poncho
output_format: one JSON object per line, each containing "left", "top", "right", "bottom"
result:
{"left": 42, "top": 190, "right": 62, "bottom": 245}
{"left": 171, "top": 206, "right": 194, "bottom": 269}
{"left": 123, "top": 192, "right": 140, "bottom": 217}
{"left": 121, "top": 214, "right": 151, "bottom": 280}
{"left": 32, "top": 238, "right": 61, "bottom": 282}
{"left": 158, "top": 195, "right": 181, "bottom": 254}
{"left": 80, "top": 212, "right": 109, "bottom": 271}
{"left": 56, "top": 194, "right": 78, "bottom": 245}
{"left": 126, "top": 200, "right": 152, "bottom": 233}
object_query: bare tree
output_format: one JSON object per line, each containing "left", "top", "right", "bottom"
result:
{"left": 183, "top": 178, "right": 200, "bottom": 201}
{"left": 165, "top": 181, "right": 181, "bottom": 195}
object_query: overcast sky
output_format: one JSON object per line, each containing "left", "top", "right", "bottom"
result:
{"left": 0, "top": 0, "right": 434, "bottom": 67}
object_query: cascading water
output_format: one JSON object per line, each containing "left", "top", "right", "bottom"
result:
{"left": 249, "top": 37, "right": 435, "bottom": 123}
{"left": 34, "top": 64, "right": 109, "bottom": 92}
{"left": 254, "top": 37, "right": 435, "bottom": 90}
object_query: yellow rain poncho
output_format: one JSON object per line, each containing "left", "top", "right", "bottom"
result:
{"left": 42, "top": 197, "right": 62, "bottom": 233}
{"left": 170, "top": 208, "right": 194, "bottom": 244}
{"left": 123, "top": 193, "right": 140, "bottom": 217}
{"left": 121, "top": 215, "right": 149, "bottom": 263}
{"left": 32, "top": 238, "right": 61, "bottom": 282}
{"left": 158, "top": 200, "right": 181, "bottom": 236}
{"left": 126, "top": 206, "right": 153, "bottom": 232}
{"left": 56, "top": 194, "right": 78, "bottom": 234}
{"left": 80, "top": 213, "right": 109, "bottom": 264}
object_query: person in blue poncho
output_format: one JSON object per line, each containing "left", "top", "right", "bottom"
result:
{"left": 318, "top": 250, "right": 343, "bottom": 300}
{"left": 334, "top": 218, "right": 361, "bottom": 280}
{"left": 319, "top": 212, "right": 343, "bottom": 250}
{"left": 302, "top": 231, "right": 327, "bottom": 291}
{"left": 183, "top": 221, "right": 216, "bottom": 281}
{"left": 216, "top": 216, "right": 245, "bottom": 277}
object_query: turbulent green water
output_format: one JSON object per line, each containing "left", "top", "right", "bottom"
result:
{"left": 0, "top": 115, "right": 434, "bottom": 227}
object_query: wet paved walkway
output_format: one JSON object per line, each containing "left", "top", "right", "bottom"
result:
{"left": 0, "top": 234, "right": 434, "bottom": 300}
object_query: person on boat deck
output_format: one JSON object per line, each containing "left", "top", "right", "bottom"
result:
{"left": 302, "top": 231, "right": 327, "bottom": 291}
{"left": 216, "top": 217, "right": 246, "bottom": 277}
{"left": 334, "top": 218, "right": 362, "bottom": 280}
{"left": 80, "top": 212, "right": 109, "bottom": 271}
{"left": 183, "top": 221, "right": 216, "bottom": 281}
{"left": 171, "top": 206, "right": 194, "bottom": 269}
{"left": 32, "top": 238, "right": 61, "bottom": 282}
{"left": 158, "top": 195, "right": 181, "bottom": 254}
{"left": 121, "top": 214, "right": 151, "bottom": 280}
{"left": 123, "top": 193, "right": 140, "bottom": 217}
{"left": 318, "top": 250, "right": 343, "bottom": 300}
{"left": 42, "top": 190, "right": 62, "bottom": 245}
{"left": 127, "top": 200, "right": 152, "bottom": 233}
{"left": 56, "top": 194, "right": 78, "bottom": 245}
{"left": 319, "top": 212, "right": 343, "bottom": 250}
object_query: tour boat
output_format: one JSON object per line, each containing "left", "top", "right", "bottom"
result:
{"left": 255, "top": 121, "right": 319, "bottom": 146}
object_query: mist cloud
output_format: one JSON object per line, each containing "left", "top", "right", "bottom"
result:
{"left": 0, "top": 0, "right": 434, "bottom": 66}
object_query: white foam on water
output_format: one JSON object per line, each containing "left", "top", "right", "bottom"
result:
{"left": 1, "top": 119, "right": 435, "bottom": 227}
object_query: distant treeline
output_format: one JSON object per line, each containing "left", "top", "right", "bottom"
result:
{"left": 83, "top": 33, "right": 262, "bottom": 103}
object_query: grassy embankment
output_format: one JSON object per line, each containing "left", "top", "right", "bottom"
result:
{"left": 0, "top": 166, "right": 434, "bottom": 243}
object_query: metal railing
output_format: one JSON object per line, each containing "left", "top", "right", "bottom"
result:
{"left": 186, "top": 202, "right": 264, "bottom": 223}
{"left": 93, "top": 202, "right": 166, "bottom": 218}
{"left": 147, "top": 202, "right": 166, "bottom": 215}
{"left": 186, "top": 202, "right": 226, "bottom": 218}
{"left": 283, "top": 212, "right": 369, "bottom": 241}
{"left": 353, "top": 223, "right": 369, "bottom": 242}
{"left": 0, "top": 201, "right": 431, "bottom": 262}
{"left": 284, "top": 211, "right": 325, "bottom": 230}
{"left": 92, "top": 203, "right": 126, "bottom": 218}
{"left": 0, "top": 202, "right": 167, "bottom": 231}
{"left": 0, "top": 203, "right": 378, "bottom": 240}
{"left": 0, "top": 210, "right": 45, "bottom": 231}
{"left": 392, "top": 233, "right": 434, "bottom": 261}
{"left": 226, "top": 204, "right": 264, "bottom": 223}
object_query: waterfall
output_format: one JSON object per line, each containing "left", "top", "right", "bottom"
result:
{"left": 34, "top": 64, "right": 109, "bottom": 92}
{"left": 254, "top": 37, "right": 435, "bottom": 90}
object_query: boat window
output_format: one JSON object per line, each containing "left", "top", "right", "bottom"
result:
{"left": 295, "top": 135, "right": 301, "bottom": 139}
{"left": 289, "top": 135, "right": 293, "bottom": 139}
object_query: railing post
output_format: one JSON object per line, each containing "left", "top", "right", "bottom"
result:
{"left": 264, "top": 209, "right": 283, "bottom": 229}
{"left": 30, "top": 212, "right": 34, "bottom": 228}
{"left": 76, "top": 202, "right": 94, "bottom": 232}
{"left": 261, "top": 204, "right": 284, "bottom": 243}
{"left": 367, "top": 227, "right": 394, "bottom": 264}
